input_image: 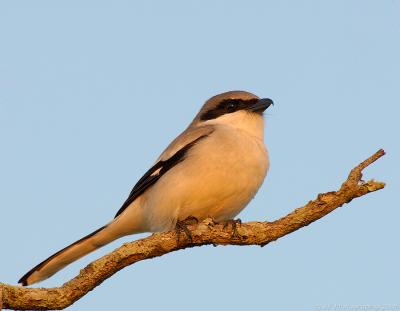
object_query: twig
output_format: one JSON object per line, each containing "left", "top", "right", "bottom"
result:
{"left": 0, "top": 149, "right": 386, "bottom": 310}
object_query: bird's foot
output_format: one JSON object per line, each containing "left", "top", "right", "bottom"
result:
{"left": 175, "top": 216, "right": 199, "bottom": 243}
{"left": 218, "top": 218, "right": 242, "bottom": 238}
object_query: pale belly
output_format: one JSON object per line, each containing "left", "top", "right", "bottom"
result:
{"left": 141, "top": 128, "right": 269, "bottom": 232}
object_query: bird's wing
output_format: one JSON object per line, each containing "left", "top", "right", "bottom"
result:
{"left": 114, "top": 125, "right": 214, "bottom": 218}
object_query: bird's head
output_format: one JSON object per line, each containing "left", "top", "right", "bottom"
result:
{"left": 193, "top": 90, "right": 273, "bottom": 139}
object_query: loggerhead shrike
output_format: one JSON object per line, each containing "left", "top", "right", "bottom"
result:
{"left": 19, "top": 90, "right": 273, "bottom": 286}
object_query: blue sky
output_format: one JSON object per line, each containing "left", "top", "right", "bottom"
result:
{"left": 1, "top": 1, "right": 399, "bottom": 310}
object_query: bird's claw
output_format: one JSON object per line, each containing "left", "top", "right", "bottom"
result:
{"left": 175, "top": 216, "right": 199, "bottom": 243}
{"left": 219, "top": 218, "right": 242, "bottom": 237}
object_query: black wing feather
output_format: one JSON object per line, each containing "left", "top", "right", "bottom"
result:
{"left": 114, "top": 134, "right": 210, "bottom": 218}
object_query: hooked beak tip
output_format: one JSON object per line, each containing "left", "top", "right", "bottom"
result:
{"left": 250, "top": 98, "right": 274, "bottom": 113}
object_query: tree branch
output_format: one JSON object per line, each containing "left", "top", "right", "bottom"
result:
{"left": 0, "top": 149, "right": 386, "bottom": 310}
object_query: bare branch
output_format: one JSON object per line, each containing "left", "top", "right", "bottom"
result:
{"left": 0, "top": 149, "right": 386, "bottom": 310}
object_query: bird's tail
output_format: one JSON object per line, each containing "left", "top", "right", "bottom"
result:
{"left": 19, "top": 219, "right": 135, "bottom": 286}
{"left": 19, "top": 225, "right": 116, "bottom": 286}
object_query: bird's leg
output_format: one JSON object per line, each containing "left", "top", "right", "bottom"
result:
{"left": 175, "top": 216, "right": 199, "bottom": 243}
{"left": 218, "top": 219, "right": 242, "bottom": 237}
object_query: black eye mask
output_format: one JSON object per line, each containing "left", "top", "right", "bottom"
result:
{"left": 200, "top": 98, "right": 259, "bottom": 121}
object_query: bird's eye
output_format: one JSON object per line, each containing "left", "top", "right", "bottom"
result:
{"left": 226, "top": 101, "right": 237, "bottom": 112}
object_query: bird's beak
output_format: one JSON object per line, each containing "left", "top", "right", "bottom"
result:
{"left": 248, "top": 98, "right": 274, "bottom": 113}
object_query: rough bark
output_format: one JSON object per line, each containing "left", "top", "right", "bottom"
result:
{"left": 0, "top": 149, "right": 385, "bottom": 310}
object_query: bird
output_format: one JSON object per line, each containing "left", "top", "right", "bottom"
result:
{"left": 19, "top": 90, "right": 273, "bottom": 286}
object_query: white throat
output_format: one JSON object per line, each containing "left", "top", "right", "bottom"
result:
{"left": 201, "top": 110, "right": 265, "bottom": 140}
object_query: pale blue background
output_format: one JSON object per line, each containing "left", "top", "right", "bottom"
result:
{"left": 1, "top": 1, "right": 399, "bottom": 310}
